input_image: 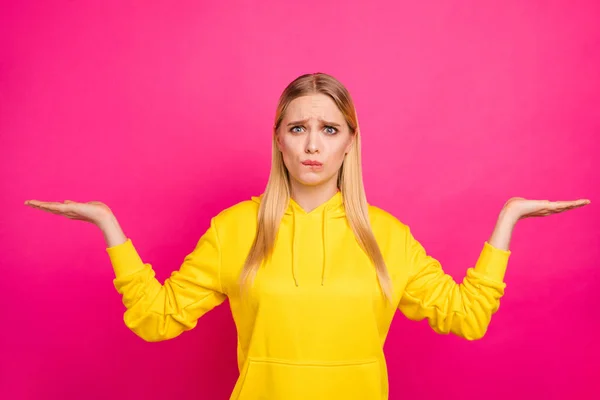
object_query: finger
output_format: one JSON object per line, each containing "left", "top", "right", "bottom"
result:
{"left": 550, "top": 203, "right": 588, "bottom": 214}
{"left": 569, "top": 202, "right": 588, "bottom": 209}
{"left": 33, "top": 206, "right": 62, "bottom": 215}
{"left": 34, "top": 204, "right": 76, "bottom": 217}
{"left": 559, "top": 200, "right": 589, "bottom": 209}
{"left": 564, "top": 203, "right": 588, "bottom": 211}
{"left": 32, "top": 204, "right": 52, "bottom": 211}
{"left": 38, "top": 202, "right": 64, "bottom": 210}
{"left": 37, "top": 202, "right": 70, "bottom": 213}
{"left": 570, "top": 200, "right": 589, "bottom": 206}
{"left": 549, "top": 202, "right": 579, "bottom": 211}
{"left": 554, "top": 199, "right": 590, "bottom": 207}
{"left": 28, "top": 200, "right": 59, "bottom": 208}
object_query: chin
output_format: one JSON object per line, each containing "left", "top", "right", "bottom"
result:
{"left": 292, "top": 171, "right": 334, "bottom": 187}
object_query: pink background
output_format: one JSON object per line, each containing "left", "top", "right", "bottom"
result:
{"left": 2, "top": 1, "right": 599, "bottom": 399}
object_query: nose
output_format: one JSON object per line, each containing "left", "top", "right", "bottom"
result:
{"left": 305, "top": 131, "right": 320, "bottom": 154}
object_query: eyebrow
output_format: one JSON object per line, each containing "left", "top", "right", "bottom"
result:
{"left": 287, "top": 118, "right": 342, "bottom": 127}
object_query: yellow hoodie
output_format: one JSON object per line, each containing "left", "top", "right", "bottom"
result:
{"left": 106, "top": 191, "right": 511, "bottom": 399}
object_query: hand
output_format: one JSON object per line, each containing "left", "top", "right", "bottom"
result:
{"left": 24, "top": 199, "right": 114, "bottom": 226}
{"left": 502, "top": 197, "right": 591, "bottom": 221}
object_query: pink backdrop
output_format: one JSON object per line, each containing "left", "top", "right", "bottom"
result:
{"left": 2, "top": 1, "right": 599, "bottom": 399}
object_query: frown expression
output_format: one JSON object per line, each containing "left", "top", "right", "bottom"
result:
{"left": 276, "top": 93, "right": 354, "bottom": 188}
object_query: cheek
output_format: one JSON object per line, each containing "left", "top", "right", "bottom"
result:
{"left": 278, "top": 139, "right": 299, "bottom": 168}
{"left": 278, "top": 141, "right": 290, "bottom": 158}
{"left": 279, "top": 137, "right": 300, "bottom": 157}
{"left": 330, "top": 143, "right": 348, "bottom": 162}
{"left": 319, "top": 148, "right": 346, "bottom": 176}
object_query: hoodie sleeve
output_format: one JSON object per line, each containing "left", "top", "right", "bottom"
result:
{"left": 106, "top": 217, "right": 227, "bottom": 342}
{"left": 397, "top": 225, "right": 511, "bottom": 340}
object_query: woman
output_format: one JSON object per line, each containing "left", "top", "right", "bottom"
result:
{"left": 24, "top": 73, "right": 590, "bottom": 399}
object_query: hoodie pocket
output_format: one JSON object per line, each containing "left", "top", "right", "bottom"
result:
{"left": 235, "top": 357, "right": 382, "bottom": 400}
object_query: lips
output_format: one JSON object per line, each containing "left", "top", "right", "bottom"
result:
{"left": 301, "top": 160, "right": 323, "bottom": 166}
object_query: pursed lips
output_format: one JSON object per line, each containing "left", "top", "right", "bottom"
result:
{"left": 301, "top": 160, "right": 323, "bottom": 166}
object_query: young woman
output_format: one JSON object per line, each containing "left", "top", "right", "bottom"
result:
{"left": 25, "top": 73, "right": 590, "bottom": 400}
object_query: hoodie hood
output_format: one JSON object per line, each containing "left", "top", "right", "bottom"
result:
{"left": 251, "top": 190, "right": 346, "bottom": 287}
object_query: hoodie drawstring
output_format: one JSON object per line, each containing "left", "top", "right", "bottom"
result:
{"left": 291, "top": 204, "right": 330, "bottom": 287}
{"left": 287, "top": 191, "right": 342, "bottom": 288}
{"left": 251, "top": 191, "right": 342, "bottom": 288}
{"left": 291, "top": 209, "right": 299, "bottom": 287}
{"left": 321, "top": 206, "right": 328, "bottom": 286}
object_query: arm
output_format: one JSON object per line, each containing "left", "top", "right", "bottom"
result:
{"left": 397, "top": 195, "right": 590, "bottom": 340}
{"left": 487, "top": 208, "right": 518, "bottom": 251}
{"left": 102, "top": 215, "right": 227, "bottom": 342}
{"left": 397, "top": 212, "right": 514, "bottom": 340}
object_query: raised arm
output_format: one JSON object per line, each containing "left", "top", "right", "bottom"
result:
{"left": 397, "top": 221, "right": 511, "bottom": 341}
{"left": 104, "top": 215, "right": 227, "bottom": 342}
{"left": 24, "top": 198, "right": 228, "bottom": 342}
{"left": 397, "top": 195, "right": 590, "bottom": 340}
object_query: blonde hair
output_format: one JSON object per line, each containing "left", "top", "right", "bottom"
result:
{"left": 239, "top": 72, "right": 393, "bottom": 303}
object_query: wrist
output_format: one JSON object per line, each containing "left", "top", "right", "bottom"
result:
{"left": 97, "top": 213, "right": 115, "bottom": 227}
{"left": 498, "top": 207, "right": 519, "bottom": 226}
{"left": 98, "top": 214, "right": 127, "bottom": 248}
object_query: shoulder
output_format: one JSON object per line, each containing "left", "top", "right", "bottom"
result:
{"left": 367, "top": 203, "right": 410, "bottom": 238}
{"left": 208, "top": 196, "right": 260, "bottom": 242}
{"left": 212, "top": 196, "right": 259, "bottom": 228}
{"left": 367, "top": 203, "right": 406, "bottom": 228}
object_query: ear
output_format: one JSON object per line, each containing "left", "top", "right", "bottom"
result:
{"left": 344, "top": 135, "right": 355, "bottom": 155}
{"left": 275, "top": 129, "right": 284, "bottom": 152}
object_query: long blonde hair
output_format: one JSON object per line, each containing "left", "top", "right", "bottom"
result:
{"left": 239, "top": 72, "right": 393, "bottom": 303}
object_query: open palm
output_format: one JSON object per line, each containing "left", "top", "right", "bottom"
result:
{"left": 24, "top": 199, "right": 112, "bottom": 226}
{"left": 504, "top": 197, "right": 591, "bottom": 220}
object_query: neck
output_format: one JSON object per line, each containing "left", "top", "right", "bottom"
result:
{"left": 289, "top": 176, "right": 339, "bottom": 213}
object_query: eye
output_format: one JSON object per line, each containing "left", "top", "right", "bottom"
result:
{"left": 324, "top": 126, "right": 338, "bottom": 135}
{"left": 290, "top": 126, "right": 303, "bottom": 133}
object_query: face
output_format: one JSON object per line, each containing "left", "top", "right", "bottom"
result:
{"left": 276, "top": 93, "right": 354, "bottom": 190}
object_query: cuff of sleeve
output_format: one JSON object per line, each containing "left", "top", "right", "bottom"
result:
{"left": 105, "top": 238, "right": 146, "bottom": 278}
{"left": 474, "top": 241, "right": 512, "bottom": 282}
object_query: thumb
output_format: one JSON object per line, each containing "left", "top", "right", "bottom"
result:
{"left": 64, "top": 200, "right": 75, "bottom": 203}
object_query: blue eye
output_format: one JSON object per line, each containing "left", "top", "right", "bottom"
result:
{"left": 324, "top": 126, "right": 338, "bottom": 135}
{"left": 289, "top": 125, "right": 338, "bottom": 134}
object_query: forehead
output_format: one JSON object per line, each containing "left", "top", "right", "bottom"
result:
{"left": 284, "top": 94, "right": 344, "bottom": 122}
